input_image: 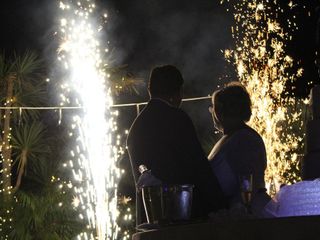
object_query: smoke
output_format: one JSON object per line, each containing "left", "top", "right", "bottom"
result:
{"left": 0, "top": 0, "right": 57, "bottom": 57}
{"left": 103, "top": 0, "right": 234, "bottom": 149}
{"left": 106, "top": 0, "right": 234, "bottom": 96}
{"left": 0, "top": 0, "right": 234, "bottom": 147}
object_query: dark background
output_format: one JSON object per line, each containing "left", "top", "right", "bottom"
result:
{"left": 0, "top": 0, "right": 320, "bottom": 195}
{"left": 1, "top": 0, "right": 319, "bottom": 97}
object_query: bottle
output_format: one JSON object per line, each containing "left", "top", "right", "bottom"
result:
{"left": 136, "top": 165, "right": 162, "bottom": 190}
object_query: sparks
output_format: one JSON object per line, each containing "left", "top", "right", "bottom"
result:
{"left": 57, "top": 0, "right": 120, "bottom": 239}
{"left": 222, "top": 0, "right": 306, "bottom": 191}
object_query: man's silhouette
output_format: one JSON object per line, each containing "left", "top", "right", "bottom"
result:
{"left": 127, "top": 65, "right": 226, "bottom": 218}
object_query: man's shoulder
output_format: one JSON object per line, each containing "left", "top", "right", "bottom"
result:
{"left": 126, "top": 110, "right": 145, "bottom": 144}
{"left": 149, "top": 99, "right": 192, "bottom": 121}
{"left": 127, "top": 101, "right": 193, "bottom": 139}
{"left": 172, "top": 107, "right": 190, "bottom": 119}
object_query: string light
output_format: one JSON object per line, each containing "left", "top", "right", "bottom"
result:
{"left": 0, "top": 84, "right": 15, "bottom": 238}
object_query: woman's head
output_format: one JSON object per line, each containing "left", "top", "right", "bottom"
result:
{"left": 210, "top": 82, "right": 252, "bottom": 131}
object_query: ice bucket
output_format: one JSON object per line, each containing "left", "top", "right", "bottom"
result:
{"left": 141, "top": 184, "right": 194, "bottom": 224}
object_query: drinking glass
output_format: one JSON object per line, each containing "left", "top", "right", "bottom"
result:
{"left": 239, "top": 174, "right": 253, "bottom": 212}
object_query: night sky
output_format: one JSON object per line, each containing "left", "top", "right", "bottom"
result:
{"left": 1, "top": 0, "right": 319, "bottom": 97}
{"left": 0, "top": 0, "right": 320, "bottom": 136}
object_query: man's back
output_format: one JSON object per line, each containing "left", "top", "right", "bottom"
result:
{"left": 127, "top": 99, "right": 226, "bottom": 217}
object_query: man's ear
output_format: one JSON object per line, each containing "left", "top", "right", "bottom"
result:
{"left": 214, "top": 103, "right": 224, "bottom": 123}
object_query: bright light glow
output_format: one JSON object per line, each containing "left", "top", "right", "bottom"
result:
{"left": 58, "top": 0, "right": 120, "bottom": 239}
{"left": 222, "top": 0, "right": 306, "bottom": 190}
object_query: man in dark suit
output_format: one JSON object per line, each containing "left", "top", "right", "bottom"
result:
{"left": 127, "top": 65, "right": 226, "bottom": 218}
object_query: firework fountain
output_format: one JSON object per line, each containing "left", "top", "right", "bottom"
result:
{"left": 57, "top": 0, "right": 120, "bottom": 239}
{"left": 222, "top": 0, "right": 306, "bottom": 190}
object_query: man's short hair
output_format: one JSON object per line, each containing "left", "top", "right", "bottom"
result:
{"left": 213, "top": 82, "right": 252, "bottom": 122}
{"left": 148, "top": 65, "right": 184, "bottom": 97}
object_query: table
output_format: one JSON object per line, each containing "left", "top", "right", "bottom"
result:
{"left": 133, "top": 216, "right": 320, "bottom": 240}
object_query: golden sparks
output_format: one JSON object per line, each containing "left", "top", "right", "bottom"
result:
{"left": 222, "top": 0, "right": 306, "bottom": 189}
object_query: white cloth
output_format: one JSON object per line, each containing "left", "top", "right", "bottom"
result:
{"left": 265, "top": 179, "right": 320, "bottom": 217}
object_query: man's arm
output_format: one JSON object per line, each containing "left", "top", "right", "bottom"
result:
{"left": 176, "top": 110, "right": 227, "bottom": 216}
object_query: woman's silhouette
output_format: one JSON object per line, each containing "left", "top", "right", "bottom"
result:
{"left": 208, "top": 82, "right": 270, "bottom": 215}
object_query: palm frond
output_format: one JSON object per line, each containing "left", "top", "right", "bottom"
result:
{"left": 0, "top": 52, "right": 14, "bottom": 104}
{"left": 15, "top": 190, "right": 37, "bottom": 211}
{"left": 10, "top": 187, "right": 85, "bottom": 239}
{"left": 11, "top": 122, "right": 48, "bottom": 154}
{"left": 105, "top": 64, "right": 144, "bottom": 95}
{"left": 13, "top": 51, "right": 43, "bottom": 82}
{"left": 12, "top": 80, "right": 48, "bottom": 121}
{"left": 0, "top": 52, "right": 15, "bottom": 81}
{"left": 23, "top": 156, "right": 55, "bottom": 189}
{"left": 0, "top": 51, "right": 46, "bottom": 121}
{"left": 11, "top": 122, "right": 50, "bottom": 191}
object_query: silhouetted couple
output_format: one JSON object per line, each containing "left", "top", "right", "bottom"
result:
{"left": 127, "top": 65, "right": 268, "bottom": 219}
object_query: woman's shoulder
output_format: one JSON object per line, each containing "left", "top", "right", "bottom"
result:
{"left": 233, "top": 127, "right": 262, "bottom": 138}
{"left": 231, "top": 127, "right": 265, "bottom": 146}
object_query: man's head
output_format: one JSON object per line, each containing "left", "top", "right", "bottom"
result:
{"left": 210, "top": 81, "right": 252, "bottom": 131}
{"left": 148, "top": 65, "right": 184, "bottom": 107}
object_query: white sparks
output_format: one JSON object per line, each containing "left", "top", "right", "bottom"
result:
{"left": 58, "top": 0, "right": 120, "bottom": 239}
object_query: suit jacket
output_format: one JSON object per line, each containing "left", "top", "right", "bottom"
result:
{"left": 127, "top": 99, "right": 226, "bottom": 217}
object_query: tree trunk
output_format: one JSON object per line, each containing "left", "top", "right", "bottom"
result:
{"left": 12, "top": 149, "right": 28, "bottom": 193}
{"left": 1, "top": 74, "right": 15, "bottom": 195}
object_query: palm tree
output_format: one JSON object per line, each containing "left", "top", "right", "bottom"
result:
{"left": 6, "top": 121, "right": 86, "bottom": 239}
{"left": 11, "top": 122, "right": 50, "bottom": 192}
{"left": 0, "top": 51, "right": 45, "bottom": 195}
{"left": 105, "top": 64, "right": 144, "bottom": 96}
{"left": 0, "top": 51, "right": 146, "bottom": 238}
{"left": 9, "top": 158, "right": 86, "bottom": 240}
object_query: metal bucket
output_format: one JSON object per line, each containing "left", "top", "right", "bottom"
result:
{"left": 141, "top": 184, "right": 194, "bottom": 225}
